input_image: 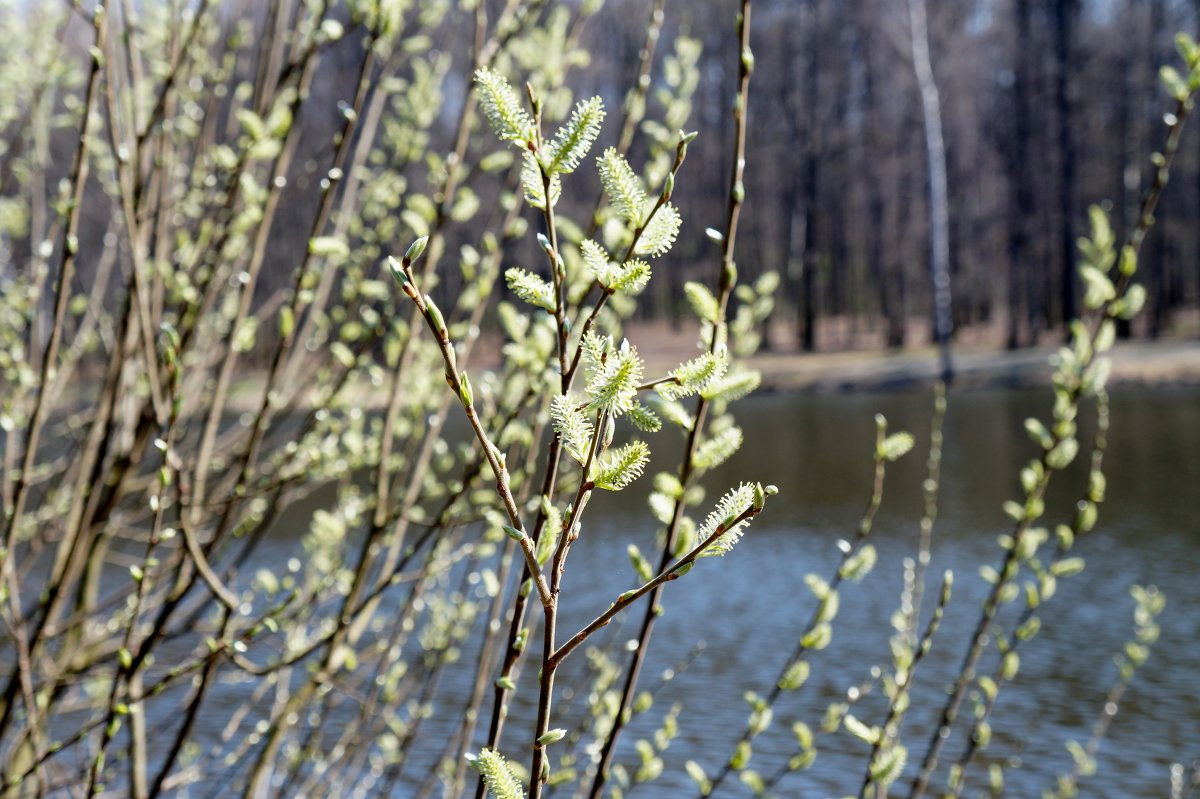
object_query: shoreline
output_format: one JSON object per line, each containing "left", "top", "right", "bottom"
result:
{"left": 739, "top": 339, "right": 1200, "bottom": 394}
{"left": 216, "top": 332, "right": 1200, "bottom": 413}
{"left": 619, "top": 320, "right": 1200, "bottom": 395}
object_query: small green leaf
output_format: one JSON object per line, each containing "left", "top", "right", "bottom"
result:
{"left": 309, "top": 236, "right": 349, "bottom": 259}
{"left": 546, "top": 96, "right": 605, "bottom": 174}
{"left": 404, "top": 236, "right": 429, "bottom": 264}
{"left": 505, "top": 268, "right": 556, "bottom": 312}
{"left": 684, "top": 282, "right": 720, "bottom": 323}
{"left": 474, "top": 69, "right": 535, "bottom": 144}
{"left": 637, "top": 203, "right": 681, "bottom": 257}
{"left": 472, "top": 748, "right": 525, "bottom": 799}
{"left": 597, "top": 148, "right": 647, "bottom": 225}
{"left": 685, "top": 761, "right": 711, "bottom": 794}
{"left": 869, "top": 745, "right": 907, "bottom": 787}
{"left": 1051, "top": 557, "right": 1085, "bottom": 577}
{"left": 628, "top": 544, "right": 654, "bottom": 583}
{"left": 779, "top": 660, "right": 810, "bottom": 692}
{"left": 843, "top": 714, "right": 880, "bottom": 745}
{"left": 592, "top": 441, "right": 651, "bottom": 491}
{"left": 1161, "top": 65, "right": 1189, "bottom": 100}
{"left": 537, "top": 728, "right": 567, "bottom": 746}
{"left": 879, "top": 432, "right": 915, "bottom": 462}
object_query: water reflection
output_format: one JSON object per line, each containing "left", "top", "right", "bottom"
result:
{"left": 554, "top": 387, "right": 1200, "bottom": 797}
{"left": 248, "top": 387, "right": 1199, "bottom": 797}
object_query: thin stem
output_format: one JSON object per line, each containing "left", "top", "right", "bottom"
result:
{"left": 907, "top": 79, "right": 1195, "bottom": 799}
{"left": 0, "top": 5, "right": 108, "bottom": 758}
{"left": 586, "top": 5, "right": 752, "bottom": 792}
{"left": 553, "top": 504, "right": 763, "bottom": 667}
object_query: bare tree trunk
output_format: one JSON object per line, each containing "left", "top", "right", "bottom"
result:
{"left": 1054, "top": 0, "right": 1080, "bottom": 327}
{"left": 1195, "top": 0, "right": 1200, "bottom": 338}
{"left": 908, "top": 0, "right": 953, "bottom": 380}
{"left": 1007, "top": 0, "right": 1033, "bottom": 349}
{"left": 1147, "top": 0, "right": 1168, "bottom": 338}
{"left": 799, "top": 0, "right": 821, "bottom": 353}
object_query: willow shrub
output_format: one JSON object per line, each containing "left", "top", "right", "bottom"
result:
{"left": 0, "top": 1, "right": 1196, "bottom": 798}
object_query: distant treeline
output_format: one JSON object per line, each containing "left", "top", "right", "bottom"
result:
{"left": 3, "top": 0, "right": 1198, "bottom": 354}
{"left": 646, "top": 0, "right": 1200, "bottom": 349}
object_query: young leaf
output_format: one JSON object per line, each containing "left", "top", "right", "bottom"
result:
{"left": 505, "top": 268, "right": 556, "bottom": 312}
{"left": 580, "top": 239, "right": 609, "bottom": 279}
{"left": 474, "top": 69, "right": 534, "bottom": 145}
{"left": 581, "top": 240, "right": 652, "bottom": 294}
{"left": 628, "top": 544, "right": 654, "bottom": 583}
{"left": 684, "top": 281, "right": 720, "bottom": 323}
{"left": 537, "top": 728, "right": 567, "bottom": 745}
{"left": 648, "top": 492, "right": 676, "bottom": 525}
{"left": 693, "top": 425, "right": 743, "bottom": 471}
{"left": 649, "top": 395, "right": 694, "bottom": 430}
{"left": 658, "top": 350, "right": 729, "bottom": 400}
{"left": 471, "top": 748, "right": 526, "bottom": 799}
{"left": 546, "top": 96, "right": 605, "bottom": 174}
{"left": 698, "top": 483, "right": 758, "bottom": 557}
{"left": 592, "top": 441, "right": 651, "bottom": 491}
{"left": 879, "top": 432, "right": 915, "bottom": 462}
{"left": 597, "top": 147, "right": 647, "bottom": 225}
{"left": 840, "top": 544, "right": 877, "bottom": 582}
{"left": 869, "top": 746, "right": 908, "bottom": 787}
{"left": 843, "top": 714, "right": 880, "bottom": 745}
{"left": 627, "top": 402, "right": 663, "bottom": 433}
{"left": 637, "top": 203, "right": 681, "bottom": 257}
{"left": 605, "top": 259, "right": 652, "bottom": 294}
{"left": 521, "top": 151, "right": 561, "bottom": 210}
{"left": 701, "top": 370, "right": 762, "bottom": 403}
{"left": 536, "top": 511, "right": 561, "bottom": 566}
{"left": 586, "top": 340, "right": 644, "bottom": 416}
{"left": 551, "top": 394, "right": 594, "bottom": 463}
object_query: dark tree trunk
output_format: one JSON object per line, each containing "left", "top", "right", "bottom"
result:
{"left": 1196, "top": 0, "right": 1200, "bottom": 337}
{"left": 855, "top": 0, "right": 905, "bottom": 348}
{"left": 1054, "top": 0, "right": 1080, "bottom": 327}
{"left": 799, "top": 0, "right": 820, "bottom": 353}
{"left": 1006, "top": 0, "right": 1033, "bottom": 349}
{"left": 1115, "top": 0, "right": 1137, "bottom": 339}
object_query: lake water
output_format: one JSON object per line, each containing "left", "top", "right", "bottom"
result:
{"left": 230, "top": 387, "right": 1200, "bottom": 797}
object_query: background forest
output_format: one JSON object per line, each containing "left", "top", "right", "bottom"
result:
{"left": 5, "top": 0, "right": 1200, "bottom": 352}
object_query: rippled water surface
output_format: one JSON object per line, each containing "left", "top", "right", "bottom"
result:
{"left": 254, "top": 386, "right": 1200, "bottom": 797}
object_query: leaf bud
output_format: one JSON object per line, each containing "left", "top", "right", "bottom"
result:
{"left": 404, "top": 236, "right": 428, "bottom": 265}
{"left": 752, "top": 482, "right": 766, "bottom": 512}
{"left": 458, "top": 371, "right": 474, "bottom": 407}
{"left": 386, "top": 257, "right": 407, "bottom": 283}
{"left": 424, "top": 295, "right": 447, "bottom": 338}
{"left": 741, "top": 47, "right": 755, "bottom": 74}
{"left": 537, "top": 729, "right": 567, "bottom": 746}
